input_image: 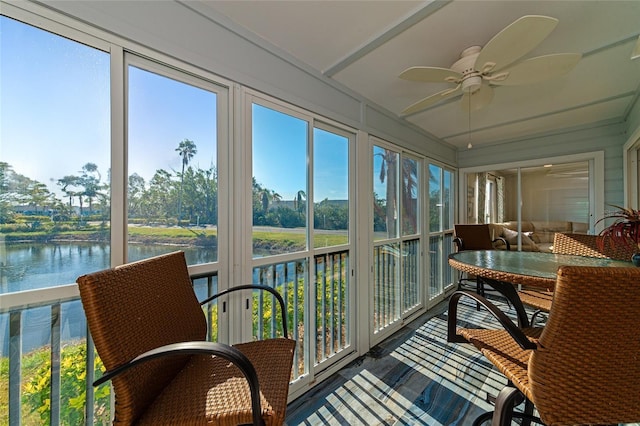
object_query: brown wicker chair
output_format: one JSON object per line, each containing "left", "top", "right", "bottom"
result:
{"left": 448, "top": 265, "right": 640, "bottom": 425}
{"left": 518, "top": 232, "right": 636, "bottom": 324}
{"left": 77, "top": 251, "right": 295, "bottom": 425}
{"left": 453, "top": 224, "right": 510, "bottom": 300}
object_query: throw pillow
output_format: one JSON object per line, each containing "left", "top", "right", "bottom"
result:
{"left": 501, "top": 227, "right": 519, "bottom": 244}
{"left": 524, "top": 231, "right": 541, "bottom": 243}
{"left": 502, "top": 228, "right": 539, "bottom": 250}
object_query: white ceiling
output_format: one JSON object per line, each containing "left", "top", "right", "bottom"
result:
{"left": 198, "top": 1, "right": 640, "bottom": 149}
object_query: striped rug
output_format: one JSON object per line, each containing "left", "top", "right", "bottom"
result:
{"left": 286, "top": 296, "right": 522, "bottom": 425}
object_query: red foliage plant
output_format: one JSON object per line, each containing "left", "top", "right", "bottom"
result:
{"left": 596, "top": 205, "right": 640, "bottom": 251}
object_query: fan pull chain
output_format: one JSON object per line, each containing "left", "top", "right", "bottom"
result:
{"left": 467, "top": 95, "right": 473, "bottom": 149}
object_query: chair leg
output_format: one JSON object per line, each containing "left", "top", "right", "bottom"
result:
{"left": 520, "top": 398, "right": 535, "bottom": 426}
{"left": 530, "top": 309, "right": 546, "bottom": 326}
{"left": 475, "top": 278, "right": 484, "bottom": 311}
{"left": 458, "top": 272, "right": 483, "bottom": 311}
{"left": 491, "top": 386, "right": 524, "bottom": 426}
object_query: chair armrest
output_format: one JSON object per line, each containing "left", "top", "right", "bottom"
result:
{"left": 94, "top": 341, "right": 264, "bottom": 426}
{"left": 493, "top": 236, "right": 511, "bottom": 251}
{"left": 447, "top": 290, "right": 536, "bottom": 350}
{"left": 453, "top": 237, "right": 463, "bottom": 251}
{"left": 200, "top": 284, "right": 290, "bottom": 339}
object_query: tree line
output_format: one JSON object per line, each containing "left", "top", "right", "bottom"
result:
{"left": 0, "top": 139, "right": 350, "bottom": 230}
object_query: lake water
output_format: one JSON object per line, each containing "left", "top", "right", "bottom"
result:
{"left": 0, "top": 241, "right": 218, "bottom": 294}
{"left": 0, "top": 242, "right": 218, "bottom": 356}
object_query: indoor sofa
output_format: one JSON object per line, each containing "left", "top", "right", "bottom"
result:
{"left": 488, "top": 220, "right": 589, "bottom": 252}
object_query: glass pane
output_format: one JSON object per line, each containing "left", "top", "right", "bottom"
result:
{"left": 252, "top": 104, "right": 308, "bottom": 257}
{"left": 402, "top": 239, "right": 419, "bottom": 312}
{"left": 465, "top": 162, "right": 590, "bottom": 252}
{"left": 314, "top": 251, "right": 350, "bottom": 365}
{"left": 313, "top": 128, "right": 349, "bottom": 248}
{"left": 429, "top": 164, "right": 442, "bottom": 232}
{"left": 127, "top": 65, "right": 218, "bottom": 264}
{"left": 429, "top": 235, "right": 442, "bottom": 299}
{"left": 401, "top": 157, "right": 419, "bottom": 236}
{"left": 443, "top": 233, "right": 454, "bottom": 288}
{"left": 373, "top": 146, "right": 399, "bottom": 240}
{"left": 522, "top": 162, "right": 589, "bottom": 224}
{"left": 253, "top": 259, "right": 307, "bottom": 379}
{"left": 193, "top": 275, "right": 219, "bottom": 342}
{"left": 443, "top": 169, "right": 454, "bottom": 230}
{"left": 373, "top": 243, "right": 400, "bottom": 332}
{"left": 0, "top": 16, "right": 110, "bottom": 292}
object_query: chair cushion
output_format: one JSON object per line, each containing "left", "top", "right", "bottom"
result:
{"left": 458, "top": 328, "right": 542, "bottom": 402}
{"left": 517, "top": 290, "right": 553, "bottom": 312}
{"left": 137, "top": 338, "right": 296, "bottom": 426}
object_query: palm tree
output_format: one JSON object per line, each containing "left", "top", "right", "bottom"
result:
{"left": 401, "top": 158, "right": 418, "bottom": 234}
{"left": 294, "top": 190, "right": 306, "bottom": 213}
{"left": 375, "top": 149, "right": 398, "bottom": 237}
{"left": 259, "top": 188, "right": 281, "bottom": 213}
{"left": 175, "top": 139, "right": 197, "bottom": 221}
{"left": 80, "top": 163, "right": 101, "bottom": 214}
{"left": 57, "top": 175, "right": 79, "bottom": 211}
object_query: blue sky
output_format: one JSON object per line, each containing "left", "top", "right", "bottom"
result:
{"left": 1, "top": 16, "right": 110, "bottom": 197}
{"left": 1, "top": 15, "right": 349, "bottom": 203}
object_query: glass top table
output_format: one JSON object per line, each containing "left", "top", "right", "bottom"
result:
{"left": 448, "top": 250, "right": 633, "bottom": 326}
{"left": 449, "top": 250, "right": 632, "bottom": 290}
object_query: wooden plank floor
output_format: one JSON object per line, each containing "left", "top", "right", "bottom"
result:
{"left": 286, "top": 296, "right": 639, "bottom": 426}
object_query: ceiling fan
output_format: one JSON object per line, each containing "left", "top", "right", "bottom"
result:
{"left": 399, "top": 15, "right": 582, "bottom": 116}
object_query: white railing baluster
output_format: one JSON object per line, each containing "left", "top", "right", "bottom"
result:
{"left": 50, "top": 304, "right": 61, "bottom": 426}
{"left": 85, "top": 331, "right": 95, "bottom": 425}
{"left": 9, "top": 311, "right": 21, "bottom": 426}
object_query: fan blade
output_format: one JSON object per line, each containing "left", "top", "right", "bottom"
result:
{"left": 401, "top": 85, "right": 462, "bottom": 115}
{"left": 399, "top": 66, "right": 462, "bottom": 82}
{"left": 475, "top": 15, "right": 558, "bottom": 73}
{"left": 491, "top": 53, "right": 581, "bottom": 86}
{"left": 461, "top": 84, "right": 494, "bottom": 112}
{"left": 632, "top": 35, "right": 640, "bottom": 60}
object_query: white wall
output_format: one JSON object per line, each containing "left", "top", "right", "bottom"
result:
{"left": 457, "top": 122, "right": 627, "bottom": 209}
{"left": 626, "top": 95, "right": 640, "bottom": 137}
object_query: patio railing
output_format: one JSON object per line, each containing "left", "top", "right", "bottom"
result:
{"left": 373, "top": 238, "right": 420, "bottom": 333}
{"left": 0, "top": 273, "right": 219, "bottom": 425}
{"left": 1, "top": 249, "right": 352, "bottom": 424}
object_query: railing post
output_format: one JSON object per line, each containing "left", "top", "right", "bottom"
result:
{"left": 9, "top": 311, "right": 22, "bottom": 426}
{"left": 85, "top": 331, "right": 95, "bottom": 425}
{"left": 50, "top": 304, "right": 61, "bottom": 426}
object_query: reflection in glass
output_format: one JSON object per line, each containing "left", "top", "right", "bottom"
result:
{"left": 429, "top": 164, "right": 442, "bottom": 232}
{"left": 402, "top": 239, "right": 419, "bottom": 311}
{"left": 465, "top": 161, "right": 590, "bottom": 251}
{"left": 373, "top": 146, "right": 399, "bottom": 240}
{"left": 373, "top": 243, "right": 400, "bottom": 332}
{"left": 444, "top": 169, "right": 454, "bottom": 230}
{"left": 402, "top": 158, "right": 419, "bottom": 236}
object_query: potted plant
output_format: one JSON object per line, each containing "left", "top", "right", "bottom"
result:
{"left": 596, "top": 205, "right": 640, "bottom": 266}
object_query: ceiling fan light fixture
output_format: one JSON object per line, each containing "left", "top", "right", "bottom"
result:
{"left": 462, "top": 75, "right": 482, "bottom": 93}
{"left": 398, "top": 15, "right": 581, "bottom": 115}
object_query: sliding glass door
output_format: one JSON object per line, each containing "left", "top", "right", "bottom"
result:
{"left": 461, "top": 154, "right": 603, "bottom": 252}
{"left": 371, "top": 140, "right": 426, "bottom": 341}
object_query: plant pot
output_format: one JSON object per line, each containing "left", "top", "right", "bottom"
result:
{"left": 632, "top": 253, "right": 640, "bottom": 267}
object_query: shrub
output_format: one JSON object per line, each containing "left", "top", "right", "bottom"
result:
{"left": 21, "top": 342, "right": 110, "bottom": 425}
